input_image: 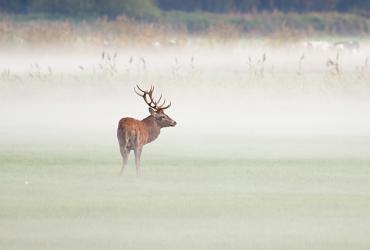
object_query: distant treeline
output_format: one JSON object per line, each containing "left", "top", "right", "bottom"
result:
{"left": 0, "top": 0, "right": 369, "bottom": 35}
{"left": 0, "top": 0, "right": 160, "bottom": 19}
{"left": 1, "top": 0, "right": 370, "bottom": 19}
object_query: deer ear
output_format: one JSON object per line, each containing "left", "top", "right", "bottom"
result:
{"left": 149, "top": 108, "right": 157, "bottom": 116}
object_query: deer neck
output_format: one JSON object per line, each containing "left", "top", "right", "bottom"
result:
{"left": 142, "top": 116, "right": 161, "bottom": 144}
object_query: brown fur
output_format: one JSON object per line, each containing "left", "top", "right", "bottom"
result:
{"left": 117, "top": 117, "right": 161, "bottom": 151}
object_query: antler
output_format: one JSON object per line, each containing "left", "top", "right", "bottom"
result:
{"left": 134, "top": 85, "right": 171, "bottom": 111}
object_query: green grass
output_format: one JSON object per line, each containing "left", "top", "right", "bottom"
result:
{"left": 1, "top": 137, "right": 370, "bottom": 250}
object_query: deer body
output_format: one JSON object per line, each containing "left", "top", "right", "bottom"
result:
{"left": 118, "top": 117, "right": 161, "bottom": 149}
{"left": 117, "top": 86, "right": 176, "bottom": 176}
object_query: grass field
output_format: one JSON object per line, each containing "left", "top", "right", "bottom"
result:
{"left": 1, "top": 136, "right": 370, "bottom": 250}
{"left": 1, "top": 39, "right": 370, "bottom": 249}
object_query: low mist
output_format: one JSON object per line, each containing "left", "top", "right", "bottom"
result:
{"left": 1, "top": 43, "right": 369, "bottom": 160}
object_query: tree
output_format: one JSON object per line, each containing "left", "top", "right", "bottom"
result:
{"left": 0, "top": 0, "right": 30, "bottom": 13}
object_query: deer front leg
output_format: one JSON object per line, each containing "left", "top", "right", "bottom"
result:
{"left": 119, "top": 146, "right": 129, "bottom": 176}
{"left": 134, "top": 147, "right": 143, "bottom": 177}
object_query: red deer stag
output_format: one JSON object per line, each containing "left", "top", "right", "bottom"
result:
{"left": 117, "top": 85, "right": 176, "bottom": 176}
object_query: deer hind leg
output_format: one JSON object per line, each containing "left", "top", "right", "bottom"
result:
{"left": 134, "top": 147, "right": 143, "bottom": 177}
{"left": 119, "top": 145, "right": 130, "bottom": 175}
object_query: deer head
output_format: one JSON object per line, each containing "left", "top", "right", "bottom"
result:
{"left": 135, "top": 85, "right": 177, "bottom": 127}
